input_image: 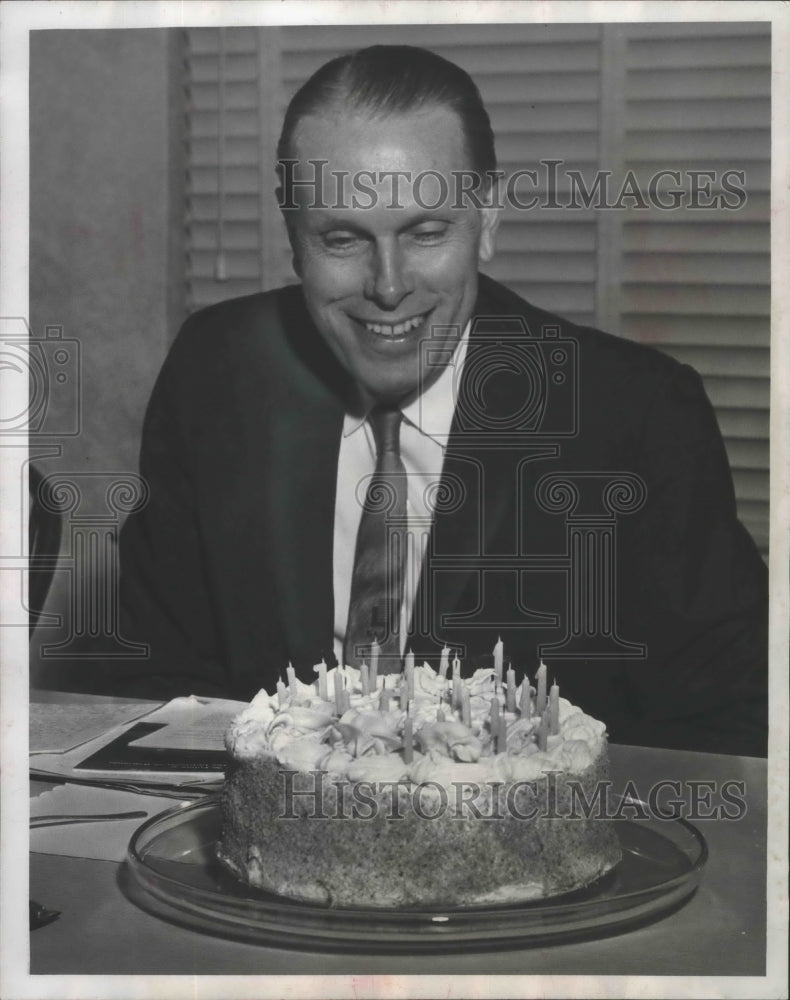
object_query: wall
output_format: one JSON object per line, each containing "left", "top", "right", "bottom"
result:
{"left": 29, "top": 29, "right": 183, "bottom": 688}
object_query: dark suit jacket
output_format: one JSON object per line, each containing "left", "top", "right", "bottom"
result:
{"left": 115, "top": 274, "right": 768, "bottom": 755}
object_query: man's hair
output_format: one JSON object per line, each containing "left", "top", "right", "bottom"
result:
{"left": 277, "top": 44, "right": 497, "bottom": 179}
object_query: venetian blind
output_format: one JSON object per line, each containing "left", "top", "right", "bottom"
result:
{"left": 613, "top": 22, "right": 770, "bottom": 554}
{"left": 183, "top": 22, "right": 770, "bottom": 554}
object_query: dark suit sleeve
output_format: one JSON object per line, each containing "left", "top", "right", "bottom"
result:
{"left": 110, "top": 318, "right": 231, "bottom": 698}
{"left": 614, "top": 362, "right": 768, "bottom": 755}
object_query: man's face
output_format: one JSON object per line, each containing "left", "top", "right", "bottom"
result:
{"left": 285, "top": 106, "right": 499, "bottom": 403}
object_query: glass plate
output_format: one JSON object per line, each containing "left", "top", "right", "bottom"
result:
{"left": 126, "top": 798, "right": 707, "bottom": 952}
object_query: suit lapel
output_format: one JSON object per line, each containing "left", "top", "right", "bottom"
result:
{"left": 264, "top": 290, "right": 348, "bottom": 671}
{"left": 409, "top": 277, "right": 559, "bottom": 661}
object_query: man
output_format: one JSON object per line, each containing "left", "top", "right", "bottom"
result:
{"left": 117, "top": 46, "right": 767, "bottom": 755}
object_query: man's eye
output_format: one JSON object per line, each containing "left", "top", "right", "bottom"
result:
{"left": 411, "top": 225, "right": 448, "bottom": 244}
{"left": 323, "top": 233, "right": 362, "bottom": 251}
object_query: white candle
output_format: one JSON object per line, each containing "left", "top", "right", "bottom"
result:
{"left": 439, "top": 645, "right": 450, "bottom": 678}
{"left": 370, "top": 638, "right": 380, "bottom": 681}
{"left": 405, "top": 649, "right": 415, "bottom": 698}
{"left": 506, "top": 666, "right": 517, "bottom": 712}
{"left": 286, "top": 663, "right": 297, "bottom": 695}
{"left": 276, "top": 679, "right": 288, "bottom": 706}
{"left": 536, "top": 661, "right": 548, "bottom": 714}
{"left": 312, "top": 658, "right": 328, "bottom": 701}
{"left": 493, "top": 636, "right": 504, "bottom": 685}
{"left": 520, "top": 680, "right": 532, "bottom": 718}
{"left": 403, "top": 717, "right": 414, "bottom": 763}
{"left": 360, "top": 662, "right": 370, "bottom": 696}
{"left": 334, "top": 670, "right": 344, "bottom": 715}
{"left": 490, "top": 697, "right": 500, "bottom": 726}
{"left": 452, "top": 654, "right": 461, "bottom": 676}
{"left": 452, "top": 674, "right": 461, "bottom": 711}
{"left": 549, "top": 680, "right": 560, "bottom": 735}
{"left": 537, "top": 708, "right": 549, "bottom": 751}
{"left": 461, "top": 687, "right": 472, "bottom": 728}
{"left": 498, "top": 715, "right": 508, "bottom": 754}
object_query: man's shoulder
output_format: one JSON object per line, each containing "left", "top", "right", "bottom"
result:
{"left": 159, "top": 283, "right": 348, "bottom": 406}
{"left": 174, "top": 284, "right": 304, "bottom": 350}
{"left": 477, "top": 272, "right": 681, "bottom": 376}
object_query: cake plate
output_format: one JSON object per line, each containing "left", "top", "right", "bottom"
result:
{"left": 125, "top": 798, "right": 707, "bottom": 952}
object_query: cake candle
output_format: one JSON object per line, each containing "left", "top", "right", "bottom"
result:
{"left": 536, "top": 661, "right": 548, "bottom": 714}
{"left": 313, "top": 659, "right": 328, "bottom": 701}
{"left": 498, "top": 715, "right": 508, "bottom": 754}
{"left": 405, "top": 651, "right": 415, "bottom": 698}
{"left": 452, "top": 674, "right": 461, "bottom": 711}
{"left": 439, "top": 645, "right": 450, "bottom": 678}
{"left": 399, "top": 680, "right": 409, "bottom": 711}
{"left": 537, "top": 708, "right": 549, "bottom": 751}
{"left": 379, "top": 688, "right": 390, "bottom": 712}
{"left": 506, "top": 665, "right": 517, "bottom": 712}
{"left": 403, "top": 717, "right": 414, "bottom": 763}
{"left": 276, "top": 679, "right": 288, "bottom": 706}
{"left": 287, "top": 663, "right": 297, "bottom": 696}
{"left": 549, "top": 680, "right": 560, "bottom": 734}
{"left": 452, "top": 653, "right": 461, "bottom": 677}
{"left": 370, "top": 639, "right": 381, "bottom": 683}
{"left": 520, "top": 680, "right": 532, "bottom": 718}
{"left": 493, "top": 636, "right": 504, "bottom": 686}
{"left": 461, "top": 686, "right": 472, "bottom": 728}
{"left": 334, "top": 670, "right": 344, "bottom": 715}
{"left": 360, "top": 662, "right": 370, "bottom": 696}
{"left": 490, "top": 697, "right": 500, "bottom": 729}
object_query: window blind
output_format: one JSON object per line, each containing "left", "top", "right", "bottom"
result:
{"left": 183, "top": 22, "right": 770, "bottom": 555}
{"left": 615, "top": 22, "right": 770, "bottom": 554}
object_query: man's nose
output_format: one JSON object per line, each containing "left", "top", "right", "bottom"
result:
{"left": 366, "top": 240, "right": 411, "bottom": 310}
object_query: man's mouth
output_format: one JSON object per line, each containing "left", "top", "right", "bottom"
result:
{"left": 357, "top": 311, "right": 430, "bottom": 338}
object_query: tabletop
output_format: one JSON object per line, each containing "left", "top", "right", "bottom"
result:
{"left": 29, "top": 692, "right": 767, "bottom": 976}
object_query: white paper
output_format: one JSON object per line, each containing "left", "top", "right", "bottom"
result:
{"left": 29, "top": 700, "right": 157, "bottom": 754}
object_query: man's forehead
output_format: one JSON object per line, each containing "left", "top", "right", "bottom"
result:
{"left": 289, "top": 106, "right": 470, "bottom": 175}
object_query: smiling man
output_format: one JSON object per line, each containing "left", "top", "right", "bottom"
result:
{"left": 281, "top": 105, "right": 498, "bottom": 403}
{"left": 116, "top": 46, "right": 767, "bottom": 755}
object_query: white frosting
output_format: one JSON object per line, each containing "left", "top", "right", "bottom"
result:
{"left": 226, "top": 663, "right": 607, "bottom": 783}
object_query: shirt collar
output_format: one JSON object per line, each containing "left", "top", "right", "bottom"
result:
{"left": 342, "top": 321, "right": 471, "bottom": 447}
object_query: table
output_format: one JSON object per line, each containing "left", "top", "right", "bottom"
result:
{"left": 29, "top": 692, "right": 767, "bottom": 975}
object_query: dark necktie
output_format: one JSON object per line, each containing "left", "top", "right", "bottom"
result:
{"left": 344, "top": 406, "right": 408, "bottom": 672}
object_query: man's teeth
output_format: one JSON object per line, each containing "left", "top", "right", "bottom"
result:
{"left": 363, "top": 314, "right": 425, "bottom": 336}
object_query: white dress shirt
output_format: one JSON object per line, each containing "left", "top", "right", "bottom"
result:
{"left": 333, "top": 326, "right": 470, "bottom": 663}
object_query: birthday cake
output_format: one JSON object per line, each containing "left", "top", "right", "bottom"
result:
{"left": 217, "top": 654, "right": 621, "bottom": 907}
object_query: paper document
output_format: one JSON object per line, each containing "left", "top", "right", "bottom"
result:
{"left": 29, "top": 695, "right": 246, "bottom": 789}
{"left": 29, "top": 700, "right": 157, "bottom": 754}
{"left": 127, "top": 708, "right": 240, "bottom": 751}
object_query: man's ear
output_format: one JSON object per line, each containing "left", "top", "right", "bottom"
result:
{"left": 280, "top": 206, "right": 303, "bottom": 278}
{"left": 478, "top": 196, "right": 502, "bottom": 265}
